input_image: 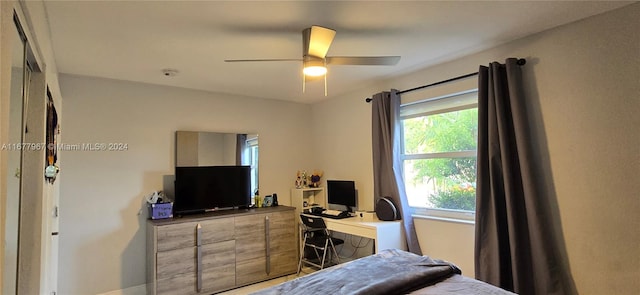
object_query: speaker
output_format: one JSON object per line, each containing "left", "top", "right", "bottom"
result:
{"left": 375, "top": 197, "right": 398, "bottom": 221}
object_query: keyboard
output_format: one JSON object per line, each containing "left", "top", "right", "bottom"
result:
{"left": 307, "top": 209, "right": 353, "bottom": 219}
{"left": 323, "top": 209, "right": 342, "bottom": 216}
{"left": 322, "top": 210, "right": 354, "bottom": 219}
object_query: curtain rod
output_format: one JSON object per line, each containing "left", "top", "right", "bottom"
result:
{"left": 365, "top": 58, "right": 526, "bottom": 102}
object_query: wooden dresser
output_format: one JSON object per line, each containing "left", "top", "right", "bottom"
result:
{"left": 146, "top": 206, "right": 297, "bottom": 295}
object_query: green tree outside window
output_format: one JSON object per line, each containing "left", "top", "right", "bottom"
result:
{"left": 403, "top": 108, "right": 477, "bottom": 211}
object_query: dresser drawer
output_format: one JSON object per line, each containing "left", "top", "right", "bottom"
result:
{"left": 156, "top": 271, "right": 197, "bottom": 295}
{"left": 156, "top": 246, "right": 196, "bottom": 279}
{"left": 268, "top": 210, "right": 295, "bottom": 230}
{"left": 201, "top": 241, "right": 236, "bottom": 293}
{"left": 269, "top": 229, "right": 297, "bottom": 254}
{"left": 236, "top": 256, "right": 268, "bottom": 286}
{"left": 201, "top": 240, "right": 236, "bottom": 270}
{"left": 156, "top": 241, "right": 236, "bottom": 294}
{"left": 235, "top": 214, "right": 266, "bottom": 261}
{"left": 200, "top": 218, "right": 235, "bottom": 244}
{"left": 234, "top": 214, "right": 265, "bottom": 235}
{"left": 268, "top": 210, "right": 296, "bottom": 253}
{"left": 156, "top": 218, "right": 235, "bottom": 252}
{"left": 269, "top": 251, "right": 298, "bottom": 277}
{"left": 201, "top": 266, "right": 235, "bottom": 293}
{"left": 156, "top": 222, "right": 198, "bottom": 252}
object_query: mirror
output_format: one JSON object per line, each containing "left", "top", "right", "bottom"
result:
{"left": 3, "top": 13, "right": 28, "bottom": 295}
{"left": 175, "top": 131, "right": 259, "bottom": 194}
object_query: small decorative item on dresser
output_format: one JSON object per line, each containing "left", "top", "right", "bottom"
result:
{"left": 263, "top": 195, "right": 274, "bottom": 207}
{"left": 146, "top": 191, "right": 172, "bottom": 220}
{"left": 149, "top": 202, "right": 173, "bottom": 220}
{"left": 310, "top": 170, "right": 323, "bottom": 188}
{"left": 255, "top": 195, "right": 262, "bottom": 208}
{"left": 254, "top": 189, "right": 261, "bottom": 208}
{"left": 301, "top": 171, "right": 308, "bottom": 187}
{"left": 295, "top": 175, "right": 303, "bottom": 188}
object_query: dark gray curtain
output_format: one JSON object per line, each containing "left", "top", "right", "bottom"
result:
{"left": 236, "top": 134, "right": 247, "bottom": 165}
{"left": 475, "top": 58, "right": 570, "bottom": 294}
{"left": 371, "top": 90, "right": 421, "bottom": 254}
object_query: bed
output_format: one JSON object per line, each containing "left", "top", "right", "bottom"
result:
{"left": 251, "top": 249, "right": 515, "bottom": 295}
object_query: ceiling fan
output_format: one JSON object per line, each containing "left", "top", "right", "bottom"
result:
{"left": 224, "top": 25, "right": 401, "bottom": 95}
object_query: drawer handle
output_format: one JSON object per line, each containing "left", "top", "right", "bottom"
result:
{"left": 196, "top": 223, "right": 202, "bottom": 292}
{"left": 265, "top": 216, "right": 270, "bottom": 275}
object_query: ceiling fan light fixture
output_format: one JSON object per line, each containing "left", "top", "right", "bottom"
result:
{"left": 303, "top": 65, "right": 326, "bottom": 76}
{"left": 303, "top": 58, "right": 326, "bottom": 76}
{"left": 226, "top": 25, "right": 401, "bottom": 96}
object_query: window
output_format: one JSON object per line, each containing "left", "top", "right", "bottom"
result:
{"left": 400, "top": 90, "right": 478, "bottom": 216}
{"left": 246, "top": 135, "right": 259, "bottom": 195}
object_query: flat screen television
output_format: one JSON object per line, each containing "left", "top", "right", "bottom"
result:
{"left": 174, "top": 166, "right": 251, "bottom": 215}
{"left": 327, "top": 180, "right": 357, "bottom": 212}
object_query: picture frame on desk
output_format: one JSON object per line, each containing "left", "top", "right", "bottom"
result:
{"left": 263, "top": 195, "right": 273, "bottom": 207}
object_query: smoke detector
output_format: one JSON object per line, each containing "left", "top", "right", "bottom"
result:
{"left": 161, "top": 68, "right": 179, "bottom": 77}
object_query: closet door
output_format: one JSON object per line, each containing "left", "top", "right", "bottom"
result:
{"left": 2, "top": 10, "right": 29, "bottom": 295}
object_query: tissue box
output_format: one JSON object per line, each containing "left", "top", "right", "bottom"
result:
{"left": 149, "top": 202, "right": 173, "bottom": 220}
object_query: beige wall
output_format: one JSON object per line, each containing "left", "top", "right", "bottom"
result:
{"left": 313, "top": 3, "right": 639, "bottom": 294}
{"left": 311, "top": 85, "right": 378, "bottom": 211}
{"left": 57, "top": 75, "right": 315, "bottom": 294}
{"left": 414, "top": 218, "right": 474, "bottom": 275}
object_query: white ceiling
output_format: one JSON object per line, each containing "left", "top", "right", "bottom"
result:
{"left": 43, "top": 1, "right": 632, "bottom": 103}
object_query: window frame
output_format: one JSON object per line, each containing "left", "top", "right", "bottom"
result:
{"left": 246, "top": 136, "right": 259, "bottom": 195}
{"left": 399, "top": 90, "right": 478, "bottom": 222}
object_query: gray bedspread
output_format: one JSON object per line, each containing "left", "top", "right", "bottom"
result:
{"left": 251, "top": 249, "right": 462, "bottom": 295}
{"left": 409, "top": 274, "right": 516, "bottom": 295}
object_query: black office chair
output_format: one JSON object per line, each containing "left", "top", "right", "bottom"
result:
{"left": 297, "top": 214, "right": 344, "bottom": 274}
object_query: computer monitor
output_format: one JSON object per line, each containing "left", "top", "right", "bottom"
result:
{"left": 326, "top": 180, "right": 357, "bottom": 212}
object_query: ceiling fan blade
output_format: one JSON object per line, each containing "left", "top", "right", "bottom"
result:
{"left": 303, "top": 26, "right": 336, "bottom": 58}
{"left": 225, "top": 58, "right": 302, "bottom": 62}
{"left": 326, "top": 56, "right": 401, "bottom": 66}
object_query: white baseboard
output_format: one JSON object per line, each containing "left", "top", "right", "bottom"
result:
{"left": 96, "top": 284, "right": 146, "bottom": 295}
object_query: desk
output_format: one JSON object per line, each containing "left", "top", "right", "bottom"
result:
{"left": 323, "top": 217, "right": 406, "bottom": 253}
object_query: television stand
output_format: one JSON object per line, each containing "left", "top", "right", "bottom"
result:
{"left": 146, "top": 206, "right": 297, "bottom": 294}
